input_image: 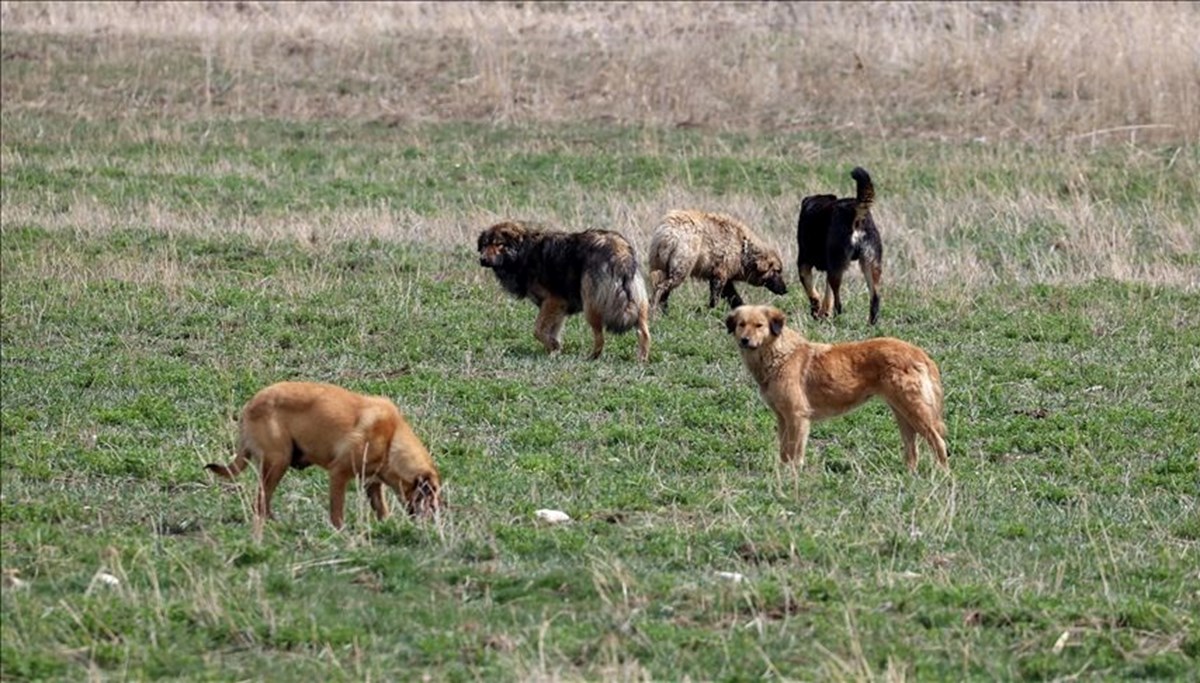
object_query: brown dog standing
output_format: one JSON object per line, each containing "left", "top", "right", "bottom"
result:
{"left": 206, "top": 381, "right": 441, "bottom": 528}
{"left": 649, "top": 210, "right": 788, "bottom": 313}
{"left": 726, "top": 305, "right": 948, "bottom": 471}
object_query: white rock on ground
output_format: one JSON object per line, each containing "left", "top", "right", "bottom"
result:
{"left": 535, "top": 509, "right": 571, "bottom": 524}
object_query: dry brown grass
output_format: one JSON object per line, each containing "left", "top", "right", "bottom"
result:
{"left": 2, "top": 1, "right": 1196, "bottom": 292}
{"left": 2, "top": 1, "right": 1197, "bottom": 142}
{"left": 4, "top": 176, "right": 1195, "bottom": 293}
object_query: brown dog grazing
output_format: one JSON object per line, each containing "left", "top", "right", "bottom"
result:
{"left": 478, "top": 220, "right": 651, "bottom": 362}
{"left": 726, "top": 305, "right": 948, "bottom": 471}
{"left": 649, "top": 210, "right": 788, "bottom": 313}
{"left": 796, "top": 167, "right": 884, "bottom": 324}
{"left": 205, "top": 381, "right": 441, "bottom": 528}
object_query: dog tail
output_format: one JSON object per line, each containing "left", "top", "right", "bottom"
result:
{"left": 205, "top": 433, "right": 252, "bottom": 480}
{"left": 851, "top": 167, "right": 874, "bottom": 212}
{"left": 586, "top": 247, "right": 650, "bottom": 334}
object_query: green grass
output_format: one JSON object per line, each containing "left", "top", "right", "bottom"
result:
{"left": 3, "top": 114, "right": 1196, "bottom": 220}
{"left": 2, "top": 21, "right": 1199, "bottom": 680}
{"left": 2, "top": 221, "right": 1197, "bottom": 680}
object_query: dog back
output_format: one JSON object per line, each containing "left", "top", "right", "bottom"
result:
{"left": 239, "top": 383, "right": 377, "bottom": 464}
{"left": 796, "top": 195, "right": 839, "bottom": 269}
{"left": 796, "top": 191, "right": 878, "bottom": 271}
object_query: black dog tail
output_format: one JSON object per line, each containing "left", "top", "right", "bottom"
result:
{"left": 851, "top": 167, "right": 875, "bottom": 211}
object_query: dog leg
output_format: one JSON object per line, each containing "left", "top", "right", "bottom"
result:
{"left": 923, "top": 422, "right": 950, "bottom": 470}
{"left": 817, "top": 280, "right": 833, "bottom": 318}
{"left": 720, "top": 281, "right": 744, "bottom": 309}
{"left": 890, "top": 407, "right": 920, "bottom": 473}
{"left": 811, "top": 271, "right": 840, "bottom": 316}
{"left": 385, "top": 482, "right": 411, "bottom": 517}
{"left": 328, "top": 468, "right": 352, "bottom": 529}
{"left": 655, "top": 288, "right": 672, "bottom": 314}
{"left": 828, "top": 271, "right": 845, "bottom": 317}
{"left": 256, "top": 457, "right": 288, "bottom": 521}
{"left": 635, "top": 302, "right": 651, "bottom": 363}
{"left": 534, "top": 298, "right": 568, "bottom": 355}
{"left": 585, "top": 305, "right": 605, "bottom": 360}
{"left": 651, "top": 270, "right": 680, "bottom": 315}
{"left": 778, "top": 413, "right": 810, "bottom": 466}
{"left": 366, "top": 481, "right": 390, "bottom": 520}
{"left": 859, "top": 258, "right": 882, "bottom": 325}
{"left": 707, "top": 277, "right": 724, "bottom": 309}
{"left": 910, "top": 416, "right": 949, "bottom": 472}
{"left": 799, "top": 264, "right": 821, "bottom": 318}
{"left": 890, "top": 398, "right": 950, "bottom": 472}
{"left": 649, "top": 273, "right": 665, "bottom": 313}
{"left": 372, "top": 470, "right": 415, "bottom": 518}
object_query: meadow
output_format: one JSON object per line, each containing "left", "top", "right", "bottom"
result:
{"left": 1, "top": 2, "right": 1198, "bottom": 681}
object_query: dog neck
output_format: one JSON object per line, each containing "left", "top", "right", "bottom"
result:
{"left": 739, "top": 238, "right": 753, "bottom": 267}
{"left": 739, "top": 327, "right": 805, "bottom": 388}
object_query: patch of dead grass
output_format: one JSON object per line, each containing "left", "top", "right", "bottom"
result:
{"left": 2, "top": 1, "right": 1196, "bottom": 141}
{"left": 4, "top": 188, "right": 1195, "bottom": 292}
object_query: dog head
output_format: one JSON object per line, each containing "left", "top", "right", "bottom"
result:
{"left": 725, "top": 305, "right": 786, "bottom": 350}
{"left": 404, "top": 471, "right": 442, "bottom": 518}
{"left": 743, "top": 247, "right": 789, "bottom": 296}
{"left": 477, "top": 221, "right": 529, "bottom": 268}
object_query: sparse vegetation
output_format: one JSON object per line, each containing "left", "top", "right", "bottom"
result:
{"left": 2, "top": 2, "right": 1197, "bottom": 681}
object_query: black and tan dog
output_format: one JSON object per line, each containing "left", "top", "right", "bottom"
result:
{"left": 726, "top": 305, "right": 948, "bottom": 472}
{"left": 478, "top": 221, "right": 651, "bottom": 362}
{"left": 206, "top": 381, "right": 441, "bottom": 529}
{"left": 649, "top": 209, "right": 788, "bottom": 313}
{"left": 796, "top": 167, "right": 884, "bottom": 324}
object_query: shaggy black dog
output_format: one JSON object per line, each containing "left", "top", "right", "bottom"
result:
{"left": 796, "top": 167, "right": 884, "bottom": 324}
{"left": 477, "top": 221, "right": 651, "bottom": 361}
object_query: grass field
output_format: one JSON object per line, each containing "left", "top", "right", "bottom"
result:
{"left": 2, "top": 3, "right": 1198, "bottom": 681}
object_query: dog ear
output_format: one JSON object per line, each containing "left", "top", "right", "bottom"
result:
{"left": 768, "top": 309, "right": 785, "bottom": 336}
{"left": 406, "top": 474, "right": 440, "bottom": 516}
{"left": 725, "top": 310, "right": 738, "bottom": 334}
{"left": 501, "top": 223, "right": 525, "bottom": 243}
{"left": 416, "top": 475, "right": 436, "bottom": 497}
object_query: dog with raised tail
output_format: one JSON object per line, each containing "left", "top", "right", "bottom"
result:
{"left": 796, "top": 167, "right": 884, "bottom": 324}
{"left": 726, "top": 305, "right": 948, "bottom": 471}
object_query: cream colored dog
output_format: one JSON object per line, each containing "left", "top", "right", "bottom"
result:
{"left": 649, "top": 210, "right": 788, "bottom": 313}
{"left": 206, "top": 381, "right": 441, "bottom": 528}
{"left": 726, "top": 305, "right": 948, "bottom": 471}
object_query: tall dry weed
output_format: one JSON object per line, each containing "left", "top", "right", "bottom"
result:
{"left": 2, "top": 1, "right": 1196, "bottom": 141}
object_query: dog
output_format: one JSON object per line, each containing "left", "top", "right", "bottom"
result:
{"left": 725, "top": 305, "right": 948, "bottom": 471}
{"left": 205, "top": 381, "right": 441, "bottom": 529}
{"left": 796, "top": 167, "right": 884, "bottom": 324}
{"left": 649, "top": 210, "right": 788, "bottom": 313}
{"left": 477, "top": 220, "right": 651, "bottom": 362}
